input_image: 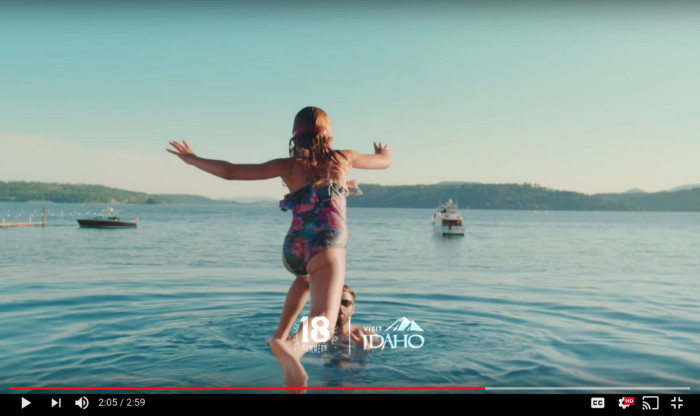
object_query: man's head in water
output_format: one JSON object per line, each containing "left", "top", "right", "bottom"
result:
{"left": 334, "top": 284, "right": 376, "bottom": 350}
{"left": 336, "top": 285, "right": 356, "bottom": 327}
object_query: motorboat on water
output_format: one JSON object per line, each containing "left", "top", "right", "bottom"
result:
{"left": 77, "top": 208, "right": 137, "bottom": 229}
{"left": 431, "top": 199, "right": 465, "bottom": 235}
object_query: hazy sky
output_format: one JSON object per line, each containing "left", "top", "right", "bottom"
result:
{"left": 1, "top": 2, "right": 698, "bottom": 199}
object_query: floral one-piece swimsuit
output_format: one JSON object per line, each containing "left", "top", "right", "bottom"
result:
{"left": 280, "top": 174, "right": 362, "bottom": 276}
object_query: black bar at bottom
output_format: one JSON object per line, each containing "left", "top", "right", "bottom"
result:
{"left": 3, "top": 392, "right": 695, "bottom": 413}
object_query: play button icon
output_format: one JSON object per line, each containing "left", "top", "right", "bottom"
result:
{"left": 21, "top": 397, "right": 31, "bottom": 409}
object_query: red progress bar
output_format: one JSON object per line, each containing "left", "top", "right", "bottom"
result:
{"left": 10, "top": 387, "right": 485, "bottom": 391}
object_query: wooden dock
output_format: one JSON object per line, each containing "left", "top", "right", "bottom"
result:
{"left": 0, "top": 207, "right": 46, "bottom": 228}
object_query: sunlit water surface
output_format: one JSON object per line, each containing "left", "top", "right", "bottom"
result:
{"left": 1, "top": 203, "right": 699, "bottom": 393}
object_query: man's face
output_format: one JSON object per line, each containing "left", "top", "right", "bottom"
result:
{"left": 336, "top": 292, "right": 355, "bottom": 326}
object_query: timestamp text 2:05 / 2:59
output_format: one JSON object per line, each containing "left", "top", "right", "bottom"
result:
{"left": 98, "top": 398, "right": 146, "bottom": 407}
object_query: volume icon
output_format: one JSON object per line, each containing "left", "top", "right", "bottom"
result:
{"left": 75, "top": 396, "right": 89, "bottom": 409}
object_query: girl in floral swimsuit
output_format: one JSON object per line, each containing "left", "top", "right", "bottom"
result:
{"left": 167, "top": 106, "right": 393, "bottom": 393}
{"left": 280, "top": 171, "right": 362, "bottom": 276}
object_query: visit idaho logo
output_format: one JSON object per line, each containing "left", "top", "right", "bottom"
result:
{"left": 365, "top": 317, "right": 425, "bottom": 349}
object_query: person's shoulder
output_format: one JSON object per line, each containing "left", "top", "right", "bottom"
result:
{"left": 333, "top": 149, "right": 357, "bottom": 169}
{"left": 337, "top": 149, "right": 357, "bottom": 159}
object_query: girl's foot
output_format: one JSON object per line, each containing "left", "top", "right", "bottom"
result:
{"left": 269, "top": 338, "right": 308, "bottom": 394}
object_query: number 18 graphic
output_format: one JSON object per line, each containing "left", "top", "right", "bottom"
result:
{"left": 299, "top": 316, "right": 330, "bottom": 343}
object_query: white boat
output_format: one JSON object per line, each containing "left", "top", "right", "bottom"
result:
{"left": 431, "top": 199, "right": 465, "bottom": 235}
{"left": 77, "top": 208, "right": 137, "bottom": 229}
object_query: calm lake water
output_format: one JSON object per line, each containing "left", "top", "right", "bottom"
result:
{"left": 1, "top": 202, "right": 699, "bottom": 393}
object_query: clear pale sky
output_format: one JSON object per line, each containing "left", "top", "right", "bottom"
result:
{"left": 1, "top": 2, "right": 698, "bottom": 199}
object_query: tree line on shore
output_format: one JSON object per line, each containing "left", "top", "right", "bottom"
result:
{"left": 345, "top": 183, "right": 700, "bottom": 211}
{"left": 1, "top": 180, "right": 698, "bottom": 212}
{"left": 0, "top": 181, "right": 165, "bottom": 204}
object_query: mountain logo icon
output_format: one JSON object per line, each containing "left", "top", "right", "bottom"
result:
{"left": 385, "top": 317, "right": 424, "bottom": 332}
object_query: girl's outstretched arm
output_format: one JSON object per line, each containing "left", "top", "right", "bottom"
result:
{"left": 343, "top": 142, "right": 394, "bottom": 170}
{"left": 167, "top": 140, "right": 287, "bottom": 180}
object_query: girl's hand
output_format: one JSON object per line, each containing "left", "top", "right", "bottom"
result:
{"left": 167, "top": 140, "right": 197, "bottom": 164}
{"left": 373, "top": 142, "right": 395, "bottom": 155}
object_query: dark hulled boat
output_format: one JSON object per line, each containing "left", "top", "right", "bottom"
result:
{"left": 77, "top": 208, "right": 137, "bottom": 229}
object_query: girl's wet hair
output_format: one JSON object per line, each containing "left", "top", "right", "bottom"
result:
{"left": 289, "top": 107, "right": 347, "bottom": 180}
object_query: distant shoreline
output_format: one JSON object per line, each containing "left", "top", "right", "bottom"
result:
{"left": 4, "top": 200, "right": 700, "bottom": 214}
{"left": 2, "top": 180, "right": 699, "bottom": 212}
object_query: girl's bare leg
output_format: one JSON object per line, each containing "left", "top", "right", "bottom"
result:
{"left": 266, "top": 275, "right": 309, "bottom": 344}
{"left": 269, "top": 248, "right": 346, "bottom": 393}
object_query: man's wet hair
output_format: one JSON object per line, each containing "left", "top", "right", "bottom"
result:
{"left": 343, "top": 284, "right": 356, "bottom": 301}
